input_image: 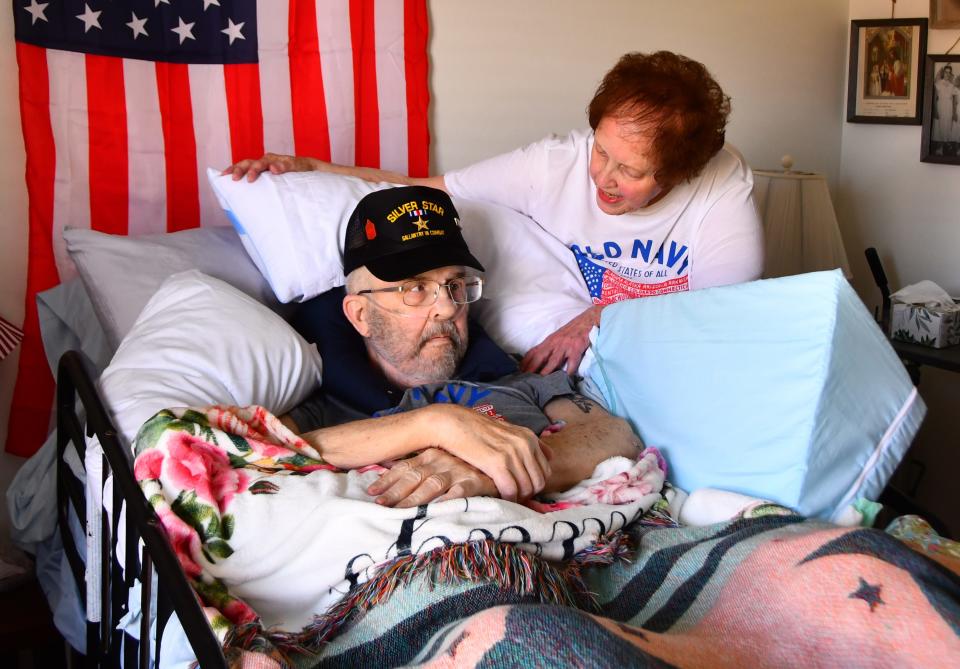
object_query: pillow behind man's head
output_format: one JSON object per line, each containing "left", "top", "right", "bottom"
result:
{"left": 64, "top": 225, "right": 289, "bottom": 350}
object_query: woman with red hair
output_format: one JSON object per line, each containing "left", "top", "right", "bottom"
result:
{"left": 228, "top": 52, "right": 763, "bottom": 377}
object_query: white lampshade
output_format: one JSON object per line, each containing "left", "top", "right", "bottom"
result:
{"left": 753, "top": 168, "right": 851, "bottom": 279}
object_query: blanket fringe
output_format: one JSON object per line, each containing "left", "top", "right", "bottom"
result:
{"left": 223, "top": 533, "right": 632, "bottom": 665}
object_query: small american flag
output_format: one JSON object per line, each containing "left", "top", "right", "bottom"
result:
{"left": 574, "top": 251, "right": 689, "bottom": 305}
{"left": 9, "top": 0, "right": 430, "bottom": 456}
{"left": 0, "top": 315, "right": 25, "bottom": 362}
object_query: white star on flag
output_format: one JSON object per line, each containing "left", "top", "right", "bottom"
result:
{"left": 23, "top": 0, "right": 48, "bottom": 25}
{"left": 154, "top": 0, "right": 170, "bottom": 7}
{"left": 77, "top": 2, "right": 102, "bottom": 32}
{"left": 221, "top": 19, "right": 245, "bottom": 45}
{"left": 203, "top": 0, "right": 222, "bottom": 10}
{"left": 76, "top": 3, "right": 102, "bottom": 33}
{"left": 171, "top": 17, "right": 196, "bottom": 45}
{"left": 126, "top": 13, "right": 149, "bottom": 40}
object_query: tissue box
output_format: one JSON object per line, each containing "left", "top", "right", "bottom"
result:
{"left": 890, "top": 302, "right": 960, "bottom": 348}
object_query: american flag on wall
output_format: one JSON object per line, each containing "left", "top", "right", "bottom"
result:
{"left": 9, "top": 0, "right": 430, "bottom": 456}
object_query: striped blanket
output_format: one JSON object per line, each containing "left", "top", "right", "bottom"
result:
{"left": 134, "top": 407, "right": 960, "bottom": 668}
{"left": 264, "top": 516, "right": 960, "bottom": 669}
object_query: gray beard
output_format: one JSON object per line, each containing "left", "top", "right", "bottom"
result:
{"left": 366, "top": 312, "right": 467, "bottom": 387}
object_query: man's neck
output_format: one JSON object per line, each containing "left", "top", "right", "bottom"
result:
{"left": 364, "top": 346, "right": 448, "bottom": 390}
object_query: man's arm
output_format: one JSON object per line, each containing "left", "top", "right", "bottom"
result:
{"left": 539, "top": 393, "right": 642, "bottom": 493}
{"left": 298, "top": 402, "right": 549, "bottom": 502}
{"left": 222, "top": 152, "right": 447, "bottom": 191}
{"left": 369, "top": 394, "right": 642, "bottom": 507}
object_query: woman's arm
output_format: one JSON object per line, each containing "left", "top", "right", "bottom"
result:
{"left": 222, "top": 151, "right": 447, "bottom": 191}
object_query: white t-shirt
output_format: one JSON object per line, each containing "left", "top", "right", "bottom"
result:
{"left": 446, "top": 129, "right": 763, "bottom": 304}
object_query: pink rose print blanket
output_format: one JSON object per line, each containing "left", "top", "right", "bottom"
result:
{"left": 132, "top": 406, "right": 666, "bottom": 650}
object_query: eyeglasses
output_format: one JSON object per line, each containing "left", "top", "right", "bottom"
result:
{"left": 356, "top": 277, "right": 483, "bottom": 307}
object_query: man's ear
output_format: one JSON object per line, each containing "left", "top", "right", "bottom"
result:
{"left": 342, "top": 294, "right": 371, "bottom": 337}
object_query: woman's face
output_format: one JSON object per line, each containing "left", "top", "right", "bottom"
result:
{"left": 589, "top": 115, "right": 669, "bottom": 215}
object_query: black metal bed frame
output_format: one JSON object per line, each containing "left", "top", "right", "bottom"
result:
{"left": 56, "top": 350, "right": 227, "bottom": 668}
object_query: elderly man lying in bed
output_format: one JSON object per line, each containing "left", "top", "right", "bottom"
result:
{"left": 280, "top": 185, "right": 641, "bottom": 506}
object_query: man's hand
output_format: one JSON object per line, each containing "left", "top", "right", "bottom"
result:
{"left": 521, "top": 305, "right": 602, "bottom": 376}
{"left": 427, "top": 404, "right": 551, "bottom": 502}
{"left": 222, "top": 153, "right": 315, "bottom": 182}
{"left": 367, "top": 448, "right": 497, "bottom": 507}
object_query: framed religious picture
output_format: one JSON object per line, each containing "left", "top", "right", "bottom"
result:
{"left": 930, "top": 0, "right": 960, "bottom": 29}
{"left": 847, "top": 18, "right": 928, "bottom": 124}
{"left": 920, "top": 55, "right": 960, "bottom": 164}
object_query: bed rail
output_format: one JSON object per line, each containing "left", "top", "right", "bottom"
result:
{"left": 56, "top": 350, "right": 227, "bottom": 669}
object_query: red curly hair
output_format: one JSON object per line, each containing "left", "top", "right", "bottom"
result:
{"left": 588, "top": 51, "right": 731, "bottom": 188}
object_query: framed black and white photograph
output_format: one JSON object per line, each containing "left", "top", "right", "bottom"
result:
{"left": 930, "top": 0, "right": 960, "bottom": 28}
{"left": 847, "top": 18, "right": 928, "bottom": 124}
{"left": 921, "top": 55, "right": 960, "bottom": 164}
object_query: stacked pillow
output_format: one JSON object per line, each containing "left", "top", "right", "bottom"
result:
{"left": 97, "top": 271, "right": 321, "bottom": 447}
{"left": 65, "top": 225, "right": 288, "bottom": 349}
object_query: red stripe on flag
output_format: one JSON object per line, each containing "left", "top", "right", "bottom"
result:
{"left": 350, "top": 0, "right": 380, "bottom": 168}
{"left": 288, "top": 0, "right": 331, "bottom": 160}
{"left": 403, "top": 0, "right": 430, "bottom": 177}
{"left": 86, "top": 55, "right": 129, "bottom": 236}
{"left": 224, "top": 63, "right": 265, "bottom": 163}
{"left": 155, "top": 62, "right": 200, "bottom": 232}
{"left": 7, "top": 43, "right": 59, "bottom": 456}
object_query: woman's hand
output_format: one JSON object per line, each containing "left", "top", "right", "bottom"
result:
{"left": 367, "top": 448, "right": 498, "bottom": 508}
{"left": 521, "top": 305, "right": 602, "bottom": 376}
{"left": 222, "top": 153, "right": 316, "bottom": 182}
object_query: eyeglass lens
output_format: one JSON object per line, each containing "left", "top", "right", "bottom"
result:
{"left": 401, "top": 278, "right": 482, "bottom": 306}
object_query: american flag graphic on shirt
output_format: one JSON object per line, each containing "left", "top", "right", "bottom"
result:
{"left": 574, "top": 250, "right": 689, "bottom": 305}
{"left": 9, "top": 0, "right": 430, "bottom": 456}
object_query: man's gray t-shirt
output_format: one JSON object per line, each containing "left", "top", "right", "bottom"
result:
{"left": 289, "top": 371, "right": 575, "bottom": 435}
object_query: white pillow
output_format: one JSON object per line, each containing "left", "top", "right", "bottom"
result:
{"left": 98, "top": 270, "right": 323, "bottom": 447}
{"left": 65, "top": 225, "right": 288, "bottom": 350}
{"left": 207, "top": 168, "right": 390, "bottom": 303}
{"left": 206, "top": 168, "right": 593, "bottom": 355}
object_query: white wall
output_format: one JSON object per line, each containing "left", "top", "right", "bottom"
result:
{"left": 839, "top": 0, "right": 960, "bottom": 535}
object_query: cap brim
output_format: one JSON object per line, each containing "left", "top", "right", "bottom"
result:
{"left": 366, "top": 246, "right": 485, "bottom": 282}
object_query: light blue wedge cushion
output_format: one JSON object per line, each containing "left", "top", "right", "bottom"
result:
{"left": 588, "top": 270, "right": 925, "bottom": 520}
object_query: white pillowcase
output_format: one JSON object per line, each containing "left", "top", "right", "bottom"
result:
{"left": 206, "top": 168, "right": 593, "bottom": 355}
{"left": 98, "top": 270, "right": 323, "bottom": 447}
{"left": 207, "top": 168, "right": 390, "bottom": 303}
{"left": 65, "top": 225, "right": 287, "bottom": 350}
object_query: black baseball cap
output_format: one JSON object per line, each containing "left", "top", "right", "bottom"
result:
{"left": 343, "top": 186, "right": 485, "bottom": 281}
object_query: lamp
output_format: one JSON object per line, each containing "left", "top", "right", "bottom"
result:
{"left": 753, "top": 156, "right": 851, "bottom": 279}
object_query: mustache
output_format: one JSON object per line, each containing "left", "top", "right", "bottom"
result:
{"left": 418, "top": 320, "right": 463, "bottom": 351}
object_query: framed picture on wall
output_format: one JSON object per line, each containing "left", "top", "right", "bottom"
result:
{"left": 847, "top": 18, "right": 928, "bottom": 124}
{"left": 930, "top": 0, "right": 960, "bottom": 28}
{"left": 920, "top": 55, "right": 960, "bottom": 164}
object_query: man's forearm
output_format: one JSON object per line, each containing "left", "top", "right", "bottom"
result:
{"left": 299, "top": 409, "right": 433, "bottom": 469}
{"left": 540, "top": 413, "right": 641, "bottom": 493}
{"left": 540, "top": 395, "right": 642, "bottom": 493}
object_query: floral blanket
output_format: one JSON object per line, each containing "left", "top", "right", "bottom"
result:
{"left": 132, "top": 406, "right": 666, "bottom": 647}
